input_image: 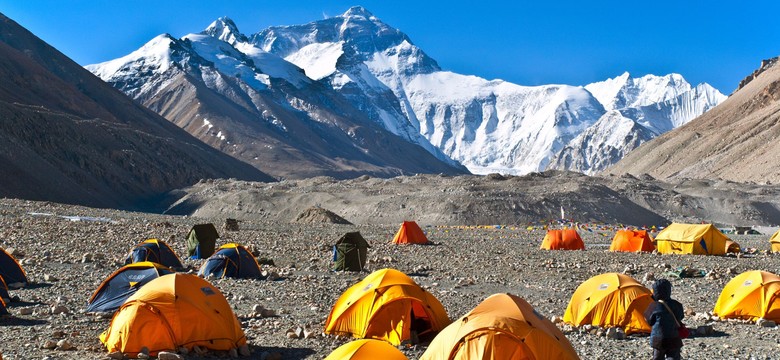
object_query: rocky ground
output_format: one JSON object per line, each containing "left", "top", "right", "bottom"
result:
{"left": 1, "top": 198, "right": 780, "bottom": 359}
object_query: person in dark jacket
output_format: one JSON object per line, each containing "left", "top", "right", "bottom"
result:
{"left": 645, "top": 278, "right": 685, "bottom": 360}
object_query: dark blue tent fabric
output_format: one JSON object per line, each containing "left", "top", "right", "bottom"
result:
{"left": 0, "top": 275, "right": 9, "bottom": 302}
{"left": 198, "top": 245, "right": 262, "bottom": 279}
{"left": 125, "top": 240, "right": 183, "bottom": 269}
{"left": 86, "top": 264, "right": 174, "bottom": 313}
{"left": 0, "top": 298, "right": 6, "bottom": 315}
{"left": 0, "top": 249, "right": 27, "bottom": 286}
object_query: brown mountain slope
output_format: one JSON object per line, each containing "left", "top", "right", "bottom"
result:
{"left": 606, "top": 58, "right": 780, "bottom": 184}
{"left": 0, "top": 13, "right": 273, "bottom": 210}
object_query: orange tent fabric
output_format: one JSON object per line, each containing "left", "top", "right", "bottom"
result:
{"left": 100, "top": 273, "right": 246, "bottom": 357}
{"left": 609, "top": 230, "right": 655, "bottom": 252}
{"left": 540, "top": 229, "right": 584, "bottom": 250}
{"left": 563, "top": 273, "right": 653, "bottom": 334}
{"left": 421, "top": 293, "right": 580, "bottom": 360}
{"left": 325, "top": 268, "right": 450, "bottom": 345}
{"left": 392, "top": 221, "right": 429, "bottom": 244}
{"left": 324, "top": 339, "right": 408, "bottom": 360}
{"left": 713, "top": 270, "right": 780, "bottom": 321}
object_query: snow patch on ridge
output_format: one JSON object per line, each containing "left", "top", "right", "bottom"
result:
{"left": 284, "top": 42, "right": 344, "bottom": 80}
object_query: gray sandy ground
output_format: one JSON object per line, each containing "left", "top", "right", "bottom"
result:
{"left": 0, "top": 199, "right": 779, "bottom": 359}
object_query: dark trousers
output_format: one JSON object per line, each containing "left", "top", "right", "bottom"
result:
{"left": 653, "top": 347, "right": 681, "bottom": 360}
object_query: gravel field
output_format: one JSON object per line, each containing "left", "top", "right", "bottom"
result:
{"left": 0, "top": 199, "right": 779, "bottom": 359}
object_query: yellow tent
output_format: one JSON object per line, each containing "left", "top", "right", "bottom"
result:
{"left": 324, "top": 339, "right": 408, "bottom": 360}
{"left": 324, "top": 268, "right": 450, "bottom": 346}
{"left": 563, "top": 273, "right": 652, "bottom": 334}
{"left": 421, "top": 293, "right": 580, "bottom": 360}
{"left": 654, "top": 223, "right": 729, "bottom": 255}
{"left": 770, "top": 230, "right": 780, "bottom": 252}
{"left": 713, "top": 270, "right": 780, "bottom": 321}
{"left": 100, "top": 273, "right": 246, "bottom": 357}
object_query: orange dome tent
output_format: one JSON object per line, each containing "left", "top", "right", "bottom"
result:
{"left": 324, "top": 339, "right": 409, "bottom": 360}
{"left": 392, "top": 221, "right": 429, "bottom": 244}
{"left": 540, "top": 229, "right": 584, "bottom": 250}
{"left": 563, "top": 273, "right": 653, "bottom": 334}
{"left": 100, "top": 273, "right": 246, "bottom": 358}
{"left": 713, "top": 270, "right": 780, "bottom": 321}
{"left": 609, "top": 230, "right": 655, "bottom": 252}
{"left": 654, "top": 223, "right": 729, "bottom": 255}
{"left": 325, "top": 268, "right": 450, "bottom": 346}
{"left": 421, "top": 293, "right": 580, "bottom": 360}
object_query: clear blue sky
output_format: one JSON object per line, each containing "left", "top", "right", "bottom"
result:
{"left": 2, "top": 0, "right": 779, "bottom": 93}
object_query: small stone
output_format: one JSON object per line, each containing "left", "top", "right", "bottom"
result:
{"left": 261, "top": 309, "right": 275, "bottom": 317}
{"left": 158, "top": 351, "right": 184, "bottom": 360}
{"left": 695, "top": 325, "right": 714, "bottom": 336}
{"left": 107, "top": 351, "right": 124, "bottom": 359}
{"left": 51, "top": 305, "right": 69, "bottom": 315}
{"left": 550, "top": 315, "right": 563, "bottom": 324}
{"left": 55, "top": 339, "right": 73, "bottom": 351}
{"left": 178, "top": 346, "right": 189, "bottom": 355}
{"left": 52, "top": 330, "right": 66, "bottom": 338}
{"left": 18, "top": 308, "right": 33, "bottom": 315}
{"left": 81, "top": 253, "right": 93, "bottom": 263}
{"left": 606, "top": 327, "right": 626, "bottom": 340}
{"left": 252, "top": 304, "right": 264, "bottom": 313}
{"left": 138, "top": 346, "right": 150, "bottom": 359}
{"left": 6, "top": 248, "right": 22, "bottom": 257}
{"left": 44, "top": 274, "right": 57, "bottom": 282}
{"left": 42, "top": 340, "right": 57, "bottom": 349}
{"left": 238, "top": 344, "right": 251, "bottom": 356}
{"left": 757, "top": 318, "right": 777, "bottom": 327}
{"left": 643, "top": 273, "right": 655, "bottom": 282}
{"left": 193, "top": 345, "right": 207, "bottom": 355}
{"left": 303, "top": 327, "right": 315, "bottom": 339}
{"left": 229, "top": 348, "right": 238, "bottom": 358}
{"left": 285, "top": 329, "right": 298, "bottom": 339}
{"left": 295, "top": 326, "right": 304, "bottom": 338}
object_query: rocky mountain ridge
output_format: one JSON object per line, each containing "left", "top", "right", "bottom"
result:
{"left": 88, "top": 7, "right": 726, "bottom": 178}
{"left": 0, "top": 12, "right": 272, "bottom": 210}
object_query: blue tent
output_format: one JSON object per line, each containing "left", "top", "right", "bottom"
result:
{"left": 87, "top": 262, "right": 174, "bottom": 313}
{"left": 125, "top": 239, "right": 183, "bottom": 269}
{"left": 198, "top": 243, "right": 262, "bottom": 279}
{"left": 0, "top": 248, "right": 27, "bottom": 287}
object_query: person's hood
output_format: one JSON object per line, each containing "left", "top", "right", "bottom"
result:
{"left": 653, "top": 279, "right": 672, "bottom": 300}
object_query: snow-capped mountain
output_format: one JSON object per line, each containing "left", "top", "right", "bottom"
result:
{"left": 89, "top": 7, "right": 726, "bottom": 177}
{"left": 549, "top": 74, "right": 727, "bottom": 173}
{"left": 87, "top": 16, "right": 467, "bottom": 180}
{"left": 251, "top": 6, "right": 726, "bottom": 175}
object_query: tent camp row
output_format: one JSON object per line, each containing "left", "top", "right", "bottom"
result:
{"left": 563, "top": 270, "right": 780, "bottom": 335}
{"left": 89, "top": 239, "right": 265, "bottom": 314}
{"left": 541, "top": 223, "right": 750, "bottom": 255}
{"left": 323, "top": 268, "right": 580, "bottom": 360}
{"left": 333, "top": 221, "right": 430, "bottom": 272}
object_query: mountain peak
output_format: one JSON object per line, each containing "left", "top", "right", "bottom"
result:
{"left": 342, "top": 6, "right": 374, "bottom": 18}
{"left": 203, "top": 16, "right": 246, "bottom": 44}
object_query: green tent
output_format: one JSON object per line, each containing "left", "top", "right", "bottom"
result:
{"left": 333, "top": 232, "right": 369, "bottom": 271}
{"left": 187, "top": 224, "right": 220, "bottom": 259}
